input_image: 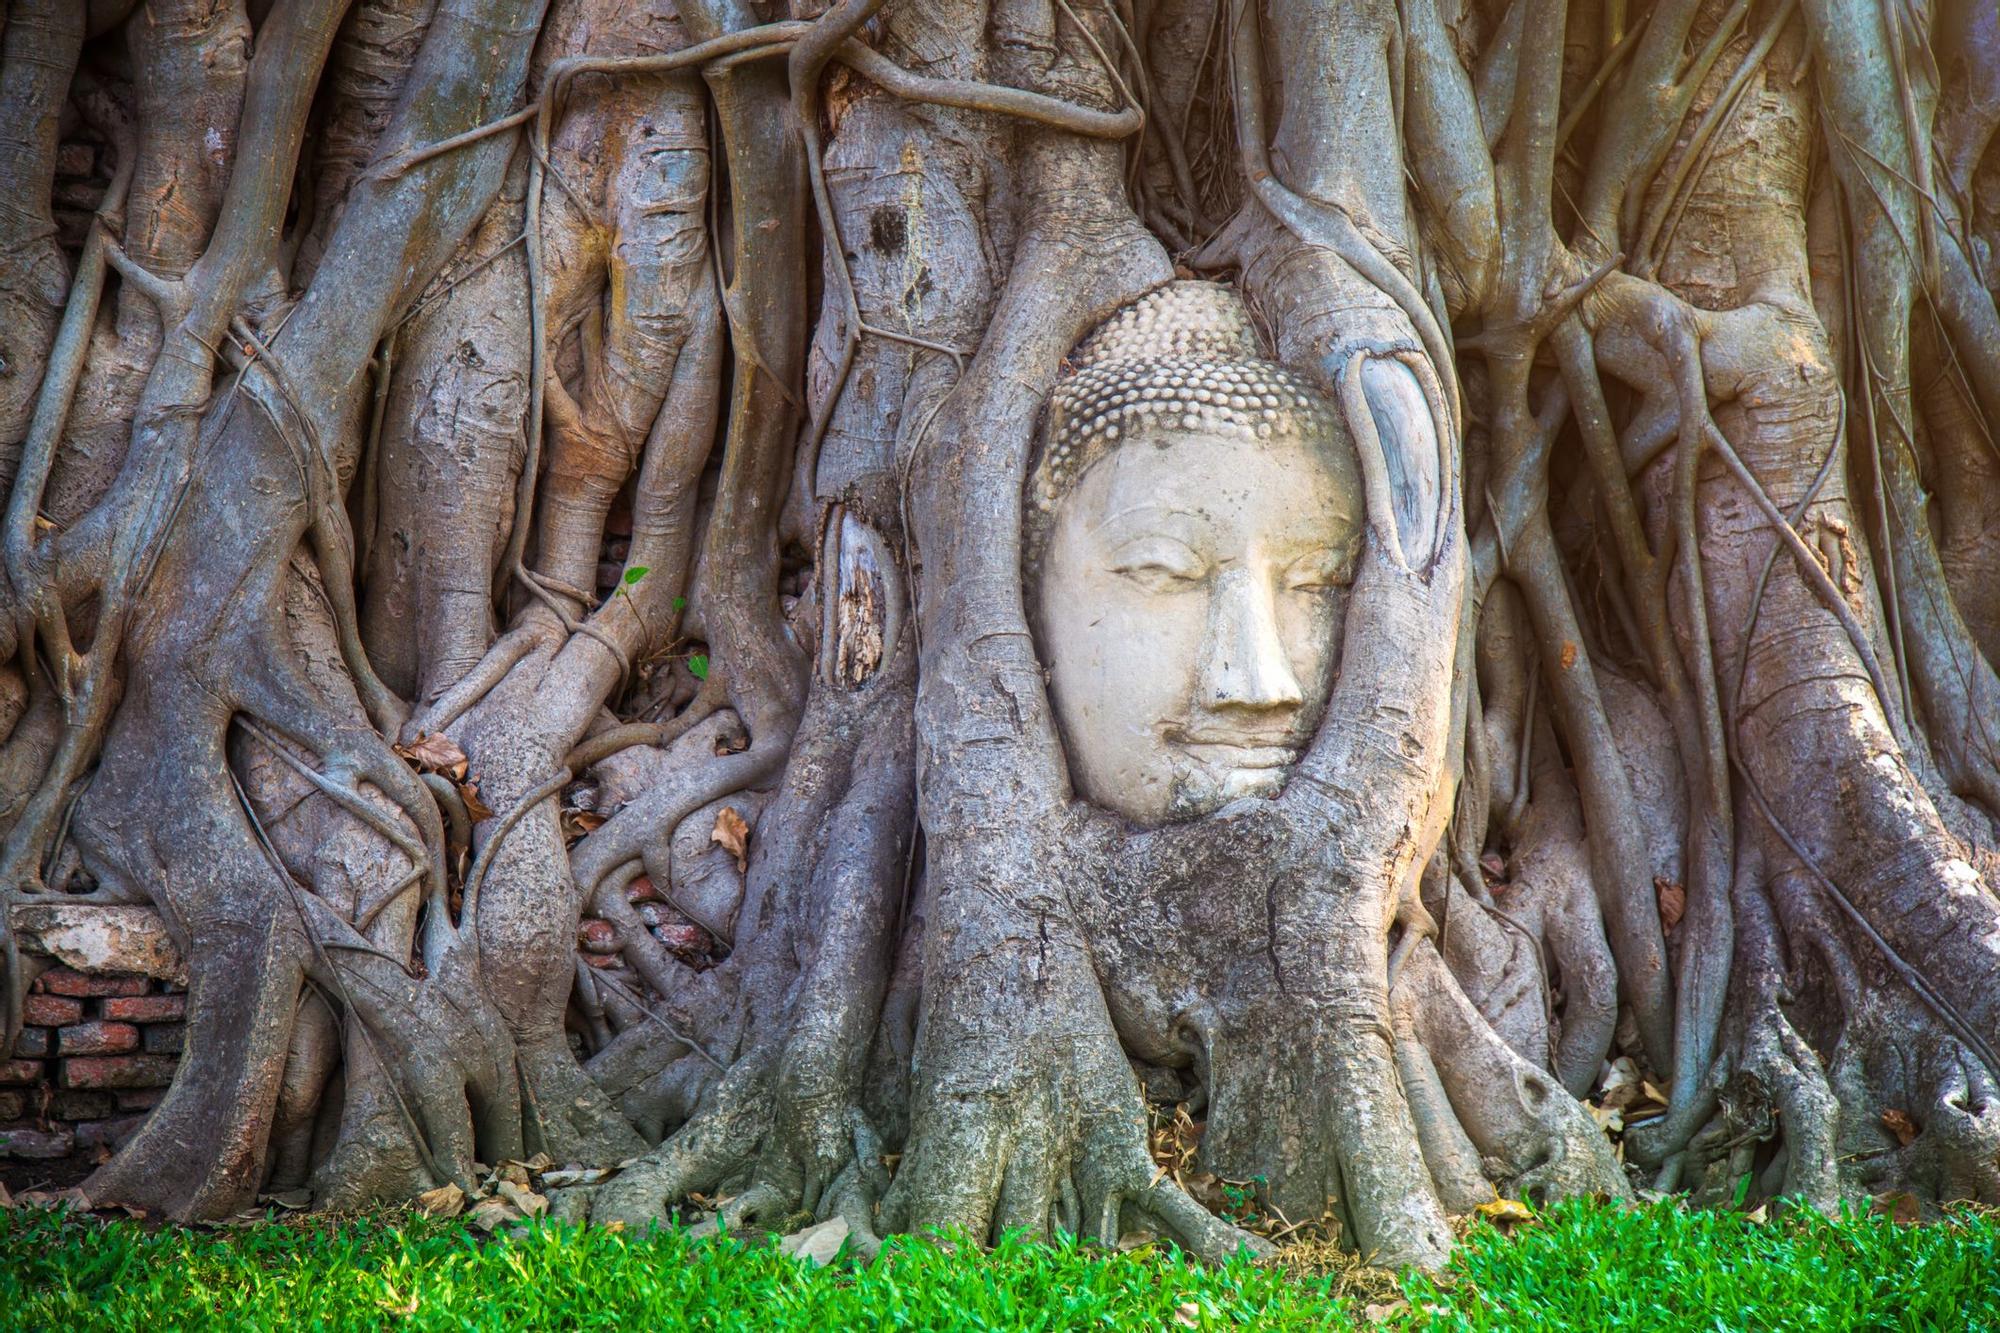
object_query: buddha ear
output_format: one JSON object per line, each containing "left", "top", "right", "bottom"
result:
{"left": 1336, "top": 351, "right": 1455, "bottom": 576}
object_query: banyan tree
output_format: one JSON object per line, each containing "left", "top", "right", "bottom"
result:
{"left": 2, "top": 0, "right": 2000, "bottom": 1269}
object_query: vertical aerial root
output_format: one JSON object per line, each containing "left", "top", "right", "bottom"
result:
{"left": 588, "top": 1057, "right": 777, "bottom": 1227}
{"left": 1397, "top": 939, "right": 1628, "bottom": 1204}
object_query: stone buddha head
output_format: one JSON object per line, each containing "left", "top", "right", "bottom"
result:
{"left": 1026, "top": 281, "right": 1364, "bottom": 826}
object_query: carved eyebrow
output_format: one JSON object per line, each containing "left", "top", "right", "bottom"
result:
{"left": 1282, "top": 544, "right": 1356, "bottom": 582}
{"left": 1084, "top": 503, "right": 1216, "bottom": 541}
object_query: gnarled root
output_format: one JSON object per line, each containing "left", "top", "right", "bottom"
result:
{"left": 1395, "top": 940, "right": 1628, "bottom": 1205}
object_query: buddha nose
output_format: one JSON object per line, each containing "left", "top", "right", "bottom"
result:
{"left": 1198, "top": 568, "right": 1305, "bottom": 711}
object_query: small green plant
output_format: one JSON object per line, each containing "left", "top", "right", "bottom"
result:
{"left": 688, "top": 652, "right": 709, "bottom": 680}
{"left": 612, "top": 565, "right": 651, "bottom": 617}
{"left": 1219, "top": 1174, "right": 1269, "bottom": 1229}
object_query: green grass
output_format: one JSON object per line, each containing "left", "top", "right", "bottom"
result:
{"left": 1, "top": 1199, "right": 1997, "bottom": 1331}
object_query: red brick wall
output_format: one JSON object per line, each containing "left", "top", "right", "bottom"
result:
{"left": 0, "top": 967, "right": 183, "bottom": 1166}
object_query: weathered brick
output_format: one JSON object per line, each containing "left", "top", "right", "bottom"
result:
{"left": 0, "top": 1059, "right": 44, "bottom": 1086}
{"left": 22, "top": 994, "right": 82, "bottom": 1027}
{"left": 11, "top": 903, "right": 186, "bottom": 984}
{"left": 49, "top": 1089, "right": 116, "bottom": 1120}
{"left": 142, "top": 1023, "right": 185, "bottom": 1055}
{"left": 11, "top": 1027, "right": 52, "bottom": 1059}
{"left": 101, "top": 994, "right": 187, "bottom": 1023}
{"left": 76, "top": 1114, "right": 149, "bottom": 1151}
{"left": 38, "top": 968, "right": 150, "bottom": 998}
{"left": 57, "top": 1021, "right": 139, "bottom": 1056}
{"left": 0, "top": 1127, "right": 72, "bottom": 1159}
{"left": 59, "top": 1054, "right": 179, "bottom": 1090}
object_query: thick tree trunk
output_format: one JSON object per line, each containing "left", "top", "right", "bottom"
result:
{"left": 3, "top": 0, "right": 1999, "bottom": 1267}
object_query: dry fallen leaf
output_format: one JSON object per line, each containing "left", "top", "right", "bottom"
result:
{"left": 0, "top": 1181, "right": 12, "bottom": 1209}
{"left": 1656, "top": 877, "right": 1686, "bottom": 931}
{"left": 541, "top": 1167, "right": 611, "bottom": 1188}
{"left": 458, "top": 779, "right": 494, "bottom": 823}
{"left": 415, "top": 1182, "right": 465, "bottom": 1217}
{"left": 1364, "top": 1299, "right": 1411, "bottom": 1324}
{"left": 1172, "top": 1300, "right": 1201, "bottom": 1327}
{"left": 778, "top": 1216, "right": 850, "bottom": 1267}
{"left": 1881, "top": 1109, "right": 1920, "bottom": 1146}
{"left": 1475, "top": 1198, "right": 1535, "bottom": 1225}
{"left": 495, "top": 1179, "right": 548, "bottom": 1219}
{"left": 396, "top": 732, "right": 468, "bottom": 779}
{"left": 712, "top": 806, "right": 750, "bottom": 872}
{"left": 17, "top": 1187, "right": 89, "bottom": 1211}
{"left": 467, "top": 1196, "right": 519, "bottom": 1233}
{"left": 1872, "top": 1190, "right": 1921, "bottom": 1225}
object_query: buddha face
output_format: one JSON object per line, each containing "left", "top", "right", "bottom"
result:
{"left": 1035, "top": 424, "right": 1362, "bottom": 825}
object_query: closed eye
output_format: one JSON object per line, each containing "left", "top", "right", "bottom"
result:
{"left": 1284, "top": 547, "right": 1353, "bottom": 592}
{"left": 1107, "top": 538, "right": 1206, "bottom": 590}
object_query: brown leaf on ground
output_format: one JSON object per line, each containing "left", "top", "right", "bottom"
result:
{"left": 17, "top": 1187, "right": 89, "bottom": 1211}
{"left": 395, "top": 732, "right": 468, "bottom": 779}
{"left": 562, "top": 808, "right": 606, "bottom": 842}
{"left": 712, "top": 806, "right": 750, "bottom": 872}
{"left": 467, "top": 1196, "right": 518, "bottom": 1232}
{"left": 414, "top": 1182, "right": 465, "bottom": 1217}
{"left": 1475, "top": 1198, "right": 1534, "bottom": 1225}
{"left": 458, "top": 779, "right": 494, "bottom": 823}
{"left": 779, "top": 1216, "right": 849, "bottom": 1267}
{"left": 495, "top": 1179, "right": 548, "bottom": 1218}
{"left": 1871, "top": 1190, "right": 1921, "bottom": 1225}
{"left": 1656, "top": 877, "right": 1686, "bottom": 930}
{"left": 1881, "top": 1109, "right": 1920, "bottom": 1146}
